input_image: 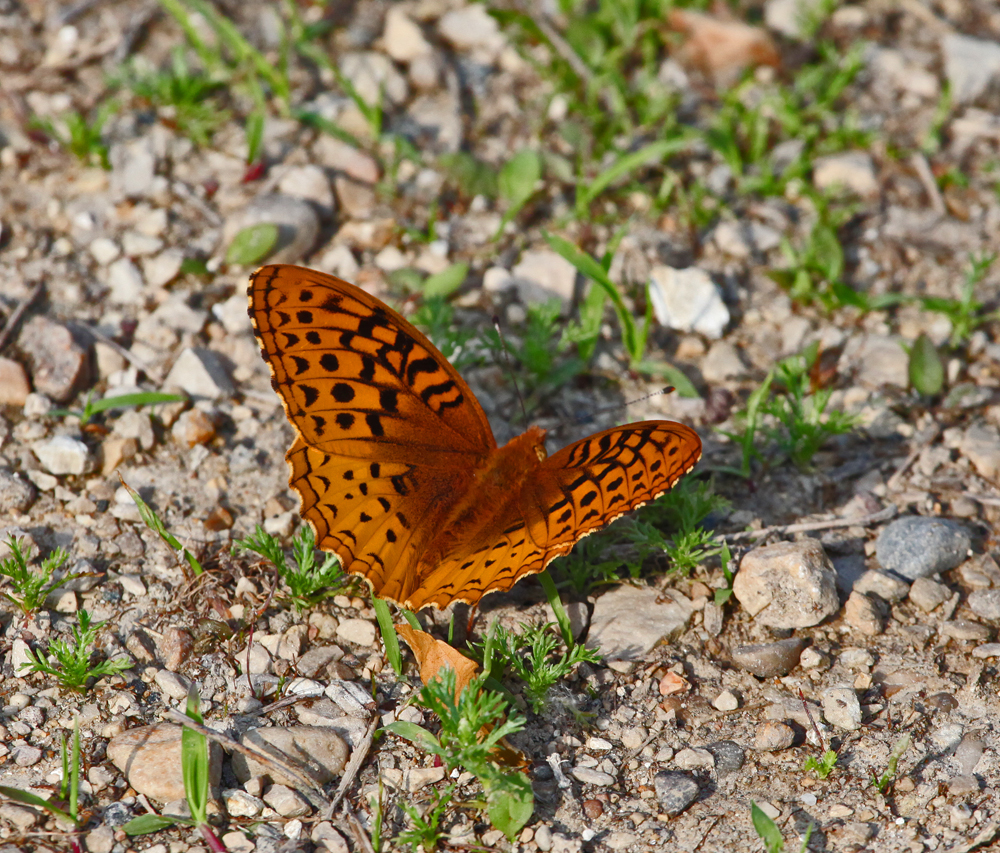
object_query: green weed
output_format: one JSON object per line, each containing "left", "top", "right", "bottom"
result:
{"left": 123, "top": 479, "right": 204, "bottom": 577}
{"left": 19, "top": 609, "right": 133, "bottom": 693}
{"left": 0, "top": 719, "right": 84, "bottom": 832}
{"left": 803, "top": 749, "right": 838, "bottom": 780}
{"left": 30, "top": 103, "right": 116, "bottom": 169}
{"left": 474, "top": 622, "right": 600, "bottom": 714}
{"left": 714, "top": 542, "right": 736, "bottom": 607}
{"left": 870, "top": 734, "right": 910, "bottom": 795}
{"left": 411, "top": 296, "right": 482, "bottom": 372}
{"left": 916, "top": 252, "right": 998, "bottom": 347}
{"left": 384, "top": 666, "right": 533, "bottom": 842}
{"left": 118, "top": 48, "right": 228, "bottom": 146}
{"left": 234, "top": 524, "right": 344, "bottom": 612}
{"left": 0, "top": 536, "right": 80, "bottom": 618}
{"left": 396, "top": 783, "right": 455, "bottom": 852}
{"left": 49, "top": 390, "right": 185, "bottom": 427}
{"left": 751, "top": 801, "right": 814, "bottom": 853}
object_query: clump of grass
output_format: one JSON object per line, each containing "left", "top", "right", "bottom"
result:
{"left": 30, "top": 102, "right": 116, "bottom": 169}
{"left": 20, "top": 609, "right": 133, "bottom": 693}
{"left": 0, "top": 536, "right": 80, "bottom": 618}
{"left": 234, "top": 524, "right": 345, "bottom": 612}
{"left": 384, "top": 665, "right": 533, "bottom": 842}
{"left": 49, "top": 390, "right": 185, "bottom": 427}
{"left": 473, "top": 622, "right": 600, "bottom": 714}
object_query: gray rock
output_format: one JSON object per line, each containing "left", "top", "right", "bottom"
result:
{"left": 263, "top": 784, "right": 311, "bottom": 818}
{"left": 840, "top": 334, "right": 909, "bottom": 389}
{"left": 232, "top": 726, "right": 349, "bottom": 787}
{"left": 943, "top": 33, "right": 1000, "bottom": 104}
{"left": 142, "top": 249, "right": 184, "bottom": 288}
{"left": 109, "top": 137, "right": 157, "bottom": 199}
{"left": 875, "top": 516, "right": 971, "bottom": 580}
{"left": 511, "top": 250, "right": 578, "bottom": 306}
{"left": 340, "top": 51, "right": 408, "bottom": 106}
{"left": 278, "top": 164, "right": 336, "bottom": 217}
{"left": 939, "top": 621, "right": 991, "bottom": 642}
{"left": 731, "top": 638, "right": 806, "bottom": 677}
{"left": 851, "top": 569, "right": 910, "bottom": 603}
{"left": 843, "top": 591, "right": 887, "bottom": 636}
{"left": 702, "top": 340, "right": 746, "bottom": 383}
{"left": 712, "top": 220, "right": 781, "bottom": 259}
{"left": 0, "top": 468, "right": 36, "bottom": 513}
{"left": 705, "top": 740, "right": 745, "bottom": 775}
{"left": 18, "top": 316, "right": 88, "bottom": 403}
{"left": 648, "top": 266, "right": 729, "bottom": 339}
{"left": 107, "top": 723, "right": 222, "bottom": 802}
{"left": 753, "top": 721, "right": 795, "bottom": 752}
{"left": 569, "top": 767, "right": 615, "bottom": 786}
{"left": 733, "top": 539, "right": 839, "bottom": 629}
{"left": 106, "top": 257, "right": 146, "bottom": 305}
{"left": 822, "top": 686, "right": 862, "bottom": 731}
{"left": 652, "top": 771, "right": 699, "bottom": 816}
{"left": 32, "top": 436, "right": 90, "bottom": 476}
{"left": 586, "top": 585, "right": 693, "bottom": 660}
{"left": 221, "top": 194, "right": 319, "bottom": 264}
{"left": 438, "top": 5, "right": 505, "bottom": 55}
{"left": 164, "top": 348, "right": 234, "bottom": 400}
{"left": 908, "top": 577, "right": 951, "bottom": 612}
{"left": 960, "top": 423, "right": 1000, "bottom": 481}
{"left": 968, "top": 590, "right": 1000, "bottom": 621}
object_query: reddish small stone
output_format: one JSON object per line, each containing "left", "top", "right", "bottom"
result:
{"left": 0, "top": 357, "right": 31, "bottom": 406}
{"left": 171, "top": 408, "right": 216, "bottom": 447}
{"left": 582, "top": 799, "right": 604, "bottom": 819}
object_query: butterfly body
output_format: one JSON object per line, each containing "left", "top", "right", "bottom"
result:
{"left": 249, "top": 264, "right": 702, "bottom": 611}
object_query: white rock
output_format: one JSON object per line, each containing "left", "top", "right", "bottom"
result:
{"left": 813, "top": 152, "right": 878, "bottom": 197}
{"left": 213, "top": 293, "right": 254, "bottom": 336}
{"left": 383, "top": 7, "right": 432, "bottom": 62}
{"left": 764, "top": 0, "right": 829, "bottom": 39}
{"left": 121, "top": 231, "right": 164, "bottom": 256}
{"left": 106, "top": 258, "right": 145, "bottom": 305}
{"left": 648, "top": 266, "right": 729, "bottom": 339}
{"left": 822, "top": 686, "right": 862, "bottom": 731}
{"left": 337, "top": 618, "right": 377, "bottom": 647}
{"left": 278, "top": 165, "right": 336, "bottom": 216}
{"left": 32, "top": 435, "right": 90, "bottom": 475}
{"left": 439, "top": 6, "right": 505, "bottom": 56}
{"left": 109, "top": 137, "right": 157, "bottom": 199}
{"left": 943, "top": 33, "right": 1000, "bottom": 105}
{"left": 165, "top": 347, "right": 234, "bottom": 400}
{"left": 511, "top": 249, "right": 577, "bottom": 305}
{"left": 142, "top": 249, "right": 184, "bottom": 288}
{"left": 702, "top": 340, "right": 745, "bottom": 383}
{"left": 712, "top": 690, "right": 740, "bottom": 711}
{"left": 89, "top": 237, "right": 120, "bottom": 265}
{"left": 712, "top": 220, "right": 781, "bottom": 258}
{"left": 339, "top": 51, "right": 408, "bottom": 106}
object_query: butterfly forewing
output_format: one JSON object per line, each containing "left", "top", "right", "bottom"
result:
{"left": 249, "top": 265, "right": 495, "bottom": 459}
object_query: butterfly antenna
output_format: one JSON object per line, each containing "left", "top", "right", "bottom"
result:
{"left": 492, "top": 315, "right": 529, "bottom": 425}
{"left": 574, "top": 386, "right": 676, "bottom": 426}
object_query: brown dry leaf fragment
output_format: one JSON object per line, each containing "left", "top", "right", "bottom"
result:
{"left": 667, "top": 9, "right": 780, "bottom": 88}
{"left": 396, "top": 623, "right": 480, "bottom": 695}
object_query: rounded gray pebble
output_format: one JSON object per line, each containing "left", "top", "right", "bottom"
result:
{"left": 0, "top": 468, "right": 36, "bottom": 513}
{"left": 967, "top": 589, "right": 1000, "bottom": 621}
{"left": 653, "top": 771, "right": 700, "bottom": 816}
{"left": 706, "top": 740, "right": 745, "bottom": 775}
{"left": 754, "top": 721, "right": 796, "bottom": 752}
{"left": 731, "top": 638, "right": 806, "bottom": 677}
{"left": 875, "top": 516, "right": 970, "bottom": 580}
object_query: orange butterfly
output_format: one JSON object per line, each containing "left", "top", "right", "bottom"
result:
{"left": 248, "top": 265, "right": 702, "bottom": 611}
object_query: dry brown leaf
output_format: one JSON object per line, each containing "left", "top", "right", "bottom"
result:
{"left": 396, "top": 623, "right": 480, "bottom": 696}
{"left": 667, "top": 9, "right": 780, "bottom": 88}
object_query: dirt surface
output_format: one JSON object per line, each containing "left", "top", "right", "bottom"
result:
{"left": 1, "top": 1, "right": 999, "bottom": 852}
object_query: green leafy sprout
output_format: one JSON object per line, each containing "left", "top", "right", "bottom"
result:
{"left": 870, "top": 734, "right": 911, "bottom": 795}
{"left": 19, "top": 609, "right": 134, "bottom": 693}
{"left": 0, "top": 536, "right": 80, "bottom": 618}
{"left": 803, "top": 748, "right": 839, "bottom": 780}
{"left": 30, "top": 102, "right": 117, "bottom": 169}
{"left": 751, "top": 801, "right": 814, "bottom": 853}
{"left": 123, "top": 478, "right": 204, "bottom": 576}
{"left": 383, "top": 665, "right": 534, "bottom": 842}
{"left": 473, "top": 621, "right": 601, "bottom": 714}
{"left": 234, "top": 524, "right": 345, "bottom": 612}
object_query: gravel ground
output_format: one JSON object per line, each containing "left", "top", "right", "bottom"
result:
{"left": 1, "top": 1, "right": 999, "bottom": 852}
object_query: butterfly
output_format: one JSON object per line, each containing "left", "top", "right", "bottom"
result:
{"left": 248, "top": 264, "right": 702, "bottom": 611}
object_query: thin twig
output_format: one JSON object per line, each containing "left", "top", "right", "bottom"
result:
{"left": 960, "top": 492, "right": 1000, "bottom": 508}
{"left": 910, "top": 152, "right": 945, "bottom": 214}
{"left": 322, "top": 714, "right": 380, "bottom": 820}
{"left": 85, "top": 324, "right": 165, "bottom": 384}
{"left": 521, "top": 6, "right": 593, "bottom": 85}
{"left": 0, "top": 280, "right": 44, "bottom": 353}
{"left": 343, "top": 801, "right": 377, "bottom": 853}
{"left": 722, "top": 505, "right": 898, "bottom": 543}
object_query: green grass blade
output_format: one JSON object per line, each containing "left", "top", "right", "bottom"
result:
{"left": 373, "top": 598, "right": 402, "bottom": 676}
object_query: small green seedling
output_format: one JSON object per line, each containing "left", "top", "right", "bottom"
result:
{"left": 384, "top": 666, "right": 534, "bottom": 841}
{"left": 123, "top": 479, "right": 203, "bottom": 576}
{"left": 916, "top": 252, "right": 998, "bottom": 347}
{"left": 803, "top": 749, "right": 839, "bottom": 780}
{"left": 870, "top": 734, "right": 911, "bottom": 795}
{"left": 30, "top": 102, "right": 116, "bottom": 169}
{"left": 475, "top": 622, "right": 600, "bottom": 714}
{"left": 0, "top": 719, "right": 84, "bottom": 834}
{"left": 411, "top": 296, "right": 481, "bottom": 371}
{"left": 225, "top": 224, "right": 280, "bottom": 266}
{"left": 751, "top": 801, "right": 814, "bottom": 853}
{"left": 49, "top": 390, "right": 185, "bottom": 426}
{"left": 20, "top": 610, "right": 133, "bottom": 693}
{"left": 123, "top": 689, "right": 223, "bottom": 850}
{"left": 0, "top": 536, "right": 80, "bottom": 618}
{"left": 234, "top": 524, "right": 344, "bottom": 611}
{"left": 368, "top": 782, "right": 386, "bottom": 853}
{"left": 396, "top": 783, "right": 456, "bottom": 853}
{"left": 907, "top": 334, "right": 944, "bottom": 397}
{"left": 718, "top": 372, "right": 772, "bottom": 479}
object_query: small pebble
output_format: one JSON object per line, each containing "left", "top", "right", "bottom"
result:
{"left": 822, "top": 686, "right": 862, "bottom": 731}
{"left": 581, "top": 799, "right": 604, "bottom": 819}
{"left": 652, "top": 771, "right": 700, "bottom": 816}
{"left": 754, "top": 721, "right": 796, "bottom": 752}
{"left": 967, "top": 589, "right": 1000, "bottom": 621}
{"left": 712, "top": 690, "right": 740, "bottom": 711}
{"left": 843, "top": 591, "right": 887, "bottom": 636}
{"left": 909, "top": 577, "right": 951, "bottom": 612}
{"left": 875, "top": 516, "right": 971, "bottom": 580}
{"left": 731, "top": 638, "right": 806, "bottom": 677}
